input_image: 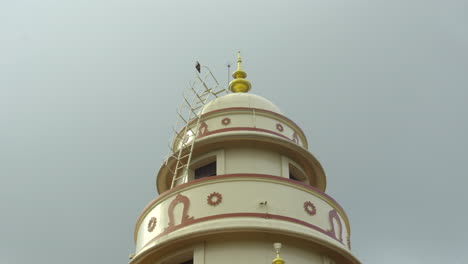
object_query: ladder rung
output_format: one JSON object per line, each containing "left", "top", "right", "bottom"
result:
{"left": 192, "top": 105, "right": 203, "bottom": 111}
{"left": 192, "top": 92, "right": 207, "bottom": 104}
{"left": 213, "top": 90, "right": 225, "bottom": 95}
{"left": 180, "top": 153, "right": 190, "bottom": 160}
{"left": 194, "top": 97, "right": 208, "bottom": 106}
{"left": 173, "top": 175, "right": 186, "bottom": 181}
{"left": 173, "top": 133, "right": 184, "bottom": 141}
{"left": 166, "top": 167, "right": 175, "bottom": 175}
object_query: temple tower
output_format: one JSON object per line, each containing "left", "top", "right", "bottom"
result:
{"left": 129, "top": 53, "right": 361, "bottom": 264}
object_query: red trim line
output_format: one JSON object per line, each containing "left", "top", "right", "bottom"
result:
{"left": 141, "top": 212, "right": 345, "bottom": 250}
{"left": 198, "top": 127, "right": 293, "bottom": 142}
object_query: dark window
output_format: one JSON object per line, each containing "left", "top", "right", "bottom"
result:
{"left": 289, "top": 172, "right": 300, "bottom": 181}
{"left": 289, "top": 163, "right": 306, "bottom": 182}
{"left": 180, "top": 260, "right": 193, "bottom": 264}
{"left": 194, "top": 161, "right": 216, "bottom": 179}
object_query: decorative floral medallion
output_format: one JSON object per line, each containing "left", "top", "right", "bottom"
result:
{"left": 221, "top": 118, "right": 231, "bottom": 126}
{"left": 147, "top": 217, "right": 157, "bottom": 232}
{"left": 276, "top": 123, "right": 284, "bottom": 132}
{"left": 207, "top": 192, "right": 223, "bottom": 206}
{"left": 303, "top": 201, "right": 317, "bottom": 216}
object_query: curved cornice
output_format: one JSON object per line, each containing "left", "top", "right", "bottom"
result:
{"left": 138, "top": 173, "right": 348, "bottom": 243}
{"left": 130, "top": 229, "right": 360, "bottom": 264}
{"left": 157, "top": 132, "right": 327, "bottom": 193}
{"left": 181, "top": 107, "right": 309, "bottom": 149}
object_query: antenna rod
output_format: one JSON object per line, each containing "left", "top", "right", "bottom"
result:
{"left": 227, "top": 64, "right": 231, "bottom": 89}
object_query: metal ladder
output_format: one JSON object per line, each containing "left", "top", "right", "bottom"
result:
{"left": 165, "top": 66, "right": 227, "bottom": 188}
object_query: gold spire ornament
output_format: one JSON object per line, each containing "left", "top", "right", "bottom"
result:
{"left": 228, "top": 51, "right": 252, "bottom": 93}
{"left": 272, "top": 243, "right": 285, "bottom": 264}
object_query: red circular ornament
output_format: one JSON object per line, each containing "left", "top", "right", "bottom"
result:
{"left": 207, "top": 192, "right": 223, "bottom": 206}
{"left": 303, "top": 201, "right": 317, "bottom": 216}
{"left": 221, "top": 118, "right": 231, "bottom": 126}
{"left": 147, "top": 217, "right": 157, "bottom": 232}
{"left": 276, "top": 123, "right": 284, "bottom": 132}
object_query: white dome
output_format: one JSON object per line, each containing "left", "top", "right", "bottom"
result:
{"left": 201, "top": 93, "right": 282, "bottom": 114}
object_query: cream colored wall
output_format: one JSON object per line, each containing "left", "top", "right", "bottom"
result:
{"left": 203, "top": 238, "right": 324, "bottom": 264}
{"left": 144, "top": 238, "right": 344, "bottom": 264}
{"left": 224, "top": 146, "right": 282, "bottom": 176}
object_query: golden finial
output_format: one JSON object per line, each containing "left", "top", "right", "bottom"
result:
{"left": 229, "top": 51, "right": 251, "bottom": 93}
{"left": 272, "top": 243, "right": 285, "bottom": 264}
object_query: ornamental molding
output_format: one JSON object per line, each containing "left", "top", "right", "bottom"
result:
{"left": 136, "top": 174, "right": 349, "bottom": 241}
{"left": 147, "top": 217, "right": 157, "bottom": 232}
{"left": 198, "top": 121, "right": 209, "bottom": 137}
{"left": 221, "top": 118, "right": 231, "bottom": 126}
{"left": 292, "top": 131, "right": 299, "bottom": 144}
{"left": 141, "top": 212, "right": 348, "bottom": 252}
{"left": 326, "top": 209, "right": 343, "bottom": 242}
{"left": 276, "top": 123, "right": 284, "bottom": 132}
{"left": 207, "top": 192, "right": 223, "bottom": 206}
{"left": 303, "top": 201, "right": 317, "bottom": 216}
{"left": 166, "top": 194, "right": 194, "bottom": 232}
{"left": 179, "top": 107, "right": 309, "bottom": 148}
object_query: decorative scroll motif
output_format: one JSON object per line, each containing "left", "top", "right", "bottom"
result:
{"left": 326, "top": 210, "right": 343, "bottom": 242}
{"left": 221, "top": 118, "right": 231, "bottom": 126}
{"left": 347, "top": 236, "right": 351, "bottom": 250}
{"left": 276, "top": 123, "right": 284, "bottom": 132}
{"left": 207, "top": 192, "right": 223, "bottom": 206}
{"left": 147, "top": 217, "right": 157, "bottom": 232}
{"left": 303, "top": 201, "right": 317, "bottom": 216}
{"left": 198, "top": 121, "right": 209, "bottom": 137}
{"left": 292, "top": 132, "right": 299, "bottom": 144}
{"left": 166, "top": 194, "right": 194, "bottom": 231}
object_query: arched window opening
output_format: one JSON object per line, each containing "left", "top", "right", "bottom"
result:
{"left": 288, "top": 163, "right": 307, "bottom": 183}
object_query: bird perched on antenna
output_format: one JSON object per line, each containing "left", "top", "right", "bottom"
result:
{"left": 195, "top": 61, "right": 201, "bottom": 73}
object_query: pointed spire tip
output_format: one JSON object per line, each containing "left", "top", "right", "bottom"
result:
{"left": 229, "top": 51, "right": 251, "bottom": 93}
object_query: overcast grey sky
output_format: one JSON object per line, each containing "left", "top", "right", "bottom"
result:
{"left": 1, "top": 0, "right": 467, "bottom": 263}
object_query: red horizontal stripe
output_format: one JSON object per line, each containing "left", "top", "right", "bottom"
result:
{"left": 199, "top": 126, "right": 293, "bottom": 141}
